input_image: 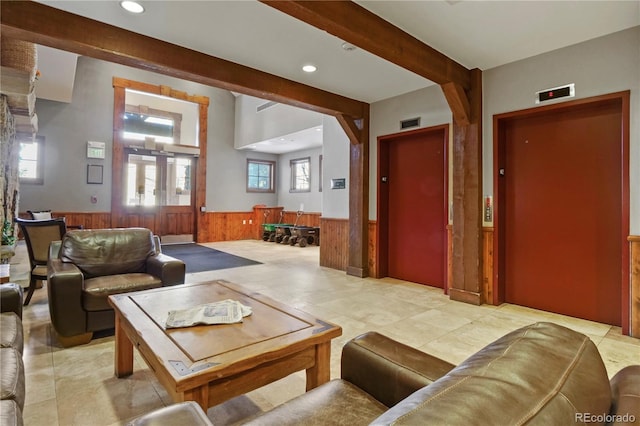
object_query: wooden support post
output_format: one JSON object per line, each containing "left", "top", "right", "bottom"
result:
{"left": 448, "top": 69, "right": 483, "bottom": 305}
{"left": 336, "top": 111, "right": 370, "bottom": 278}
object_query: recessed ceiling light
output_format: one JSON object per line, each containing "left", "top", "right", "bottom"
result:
{"left": 302, "top": 64, "right": 317, "bottom": 73}
{"left": 341, "top": 42, "right": 357, "bottom": 52}
{"left": 120, "top": 1, "right": 144, "bottom": 13}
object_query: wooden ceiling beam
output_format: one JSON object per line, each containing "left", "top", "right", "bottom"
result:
{"left": 261, "top": 0, "right": 471, "bottom": 90}
{"left": 0, "top": 1, "right": 367, "bottom": 119}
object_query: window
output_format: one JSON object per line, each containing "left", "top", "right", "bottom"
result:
{"left": 19, "top": 135, "right": 44, "bottom": 185}
{"left": 123, "top": 104, "right": 183, "bottom": 145}
{"left": 247, "top": 159, "right": 275, "bottom": 192}
{"left": 290, "top": 157, "right": 310, "bottom": 192}
{"left": 124, "top": 150, "right": 193, "bottom": 206}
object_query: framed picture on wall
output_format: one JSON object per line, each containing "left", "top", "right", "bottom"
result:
{"left": 87, "top": 164, "right": 103, "bottom": 184}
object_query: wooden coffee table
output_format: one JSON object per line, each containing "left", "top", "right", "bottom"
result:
{"left": 108, "top": 280, "right": 342, "bottom": 410}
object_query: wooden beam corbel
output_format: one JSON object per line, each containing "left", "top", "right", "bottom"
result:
{"left": 441, "top": 82, "right": 471, "bottom": 126}
{"left": 336, "top": 114, "right": 364, "bottom": 145}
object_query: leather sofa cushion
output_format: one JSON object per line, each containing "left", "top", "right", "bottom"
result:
{"left": 0, "top": 313, "right": 23, "bottom": 354}
{"left": 83, "top": 274, "right": 162, "bottom": 311}
{"left": 609, "top": 365, "right": 640, "bottom": 424}
{"left": 60, "top": 228, "right": 154, "bottom": 278}
{"left": 371, "top": 322, "right": 612, "bottom": 425}
{"left": 0, "top": 284, "right": 23, "bottom": 319}
{"left": 0, "top": 400, "right": 22, "bottom": 426}
{"left": 126, "top": 401, "right": 213, "bottom": 426}
{"left": 243, "top": 380, "right": 387, "bottom": 426}
{"left": 0, "top": 348, "right": 25, "bottom": 410}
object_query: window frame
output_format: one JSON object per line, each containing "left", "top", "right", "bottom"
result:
{"left": 290, "top": 156, "right": 311, "bottom": 193}
{"left": 318, "top": 154, "right": 323, "bottom": 192}
{"left": 18, "top": 134, "right": 45, "bottom": 185}
{"left": 246, "top": 159, "right": 276, "bottom": 193}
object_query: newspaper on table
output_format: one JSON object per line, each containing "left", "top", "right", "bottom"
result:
{"left": 165, "top": 299, "right": 252, "bottom": 329}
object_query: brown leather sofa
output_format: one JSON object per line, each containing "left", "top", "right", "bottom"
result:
{"left": 1, "top": 283, "right": 25, "bottom": 426}
{"left": 47, "top": 228, "right": 186, "bottom": 347}
{"left": 128, "top": 322, "right": 640, "bottom": 425}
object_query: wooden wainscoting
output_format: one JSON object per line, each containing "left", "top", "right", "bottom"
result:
{"left": 113, "top": 213, "right": 157, "bottom": 231}
{"left": 319, "top": 217, "right": 377, "bottom": 276}
{"left": 203, "top": 211, "right": 256, "bottom": 242}
{"left": 200, "top": 208, "right": 323, "bottom": 243}
{"left": 629, "top": 236, "right": 640, "bottom": 337}
{"left": 483, "top": 227, "right": 494, "bottom": 305}
{"left": 368, "top": 221, "right": 377, "bottom": 278}
{"left": 281, "top": 211, "right": 322, "bottom": 227}
{"left": 319, "top": 218, "right": 349, "bottom": 271}
{"left": 19, "top": 211, "right": 112, "bottom": 229}
{"left": 252, "top": 206, "right": 284, "bottom": 240}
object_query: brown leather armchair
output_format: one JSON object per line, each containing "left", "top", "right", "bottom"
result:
{"left": 47, "top": 228, "right": 185, "bottom": 347}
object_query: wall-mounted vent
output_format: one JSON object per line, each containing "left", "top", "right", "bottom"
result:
{"left": 535, "top": 83, "right": 575, "bottom": 104}
{"left": 400, "top": 117, "right": 421, "bottom": 130}
{"left": 257, "top": 101, "right": 278, "bottom": 112}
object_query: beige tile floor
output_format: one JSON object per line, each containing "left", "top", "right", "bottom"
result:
{"left": 8, "top": 239, "right": 639, "bottom": 425}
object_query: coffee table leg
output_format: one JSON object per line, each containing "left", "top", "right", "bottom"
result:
{"left": 114, "top": 313, "right": 134, "bottom": 377}
{"left": 306, "top": 341, "right": 331, "bottom": 391}
{"left": 184, "top": 385, "right": 210, "bottom": 412}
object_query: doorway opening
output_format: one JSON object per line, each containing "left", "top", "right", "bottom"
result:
{"left": 493, "top": 92, "right": 630, "bottom": 331}
{"left": 112, "top": 78, "right": 209, "bottom": 243}
{"left": 377, "top": 124, "right": 449, "bottom": 289}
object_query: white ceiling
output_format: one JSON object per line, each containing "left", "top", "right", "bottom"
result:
{"left": 34, "top": 0, "right": 640, "bottom": 153}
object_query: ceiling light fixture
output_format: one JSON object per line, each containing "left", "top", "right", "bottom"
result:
{"left": 302, "top": 64, "right": 317, "bottom": 73}
{"left": 341, "top": 42, "right": 357, "bottom": 52}
{"left": 120, "top": 1, "right": 144, "bottom": 14}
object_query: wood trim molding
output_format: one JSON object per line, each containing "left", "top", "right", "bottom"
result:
{"left": 629, "top": 235, "right": 640, "bottom": 337}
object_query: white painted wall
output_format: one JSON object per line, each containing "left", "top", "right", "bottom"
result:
{"left": 234, "top": 94, "right": 323, "bottom": 149}
{"left": 276, "top": 147, "right": 323, "bottom": 213}
{"left": 321, "top": 116, "right": 350, "bottom": 219}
